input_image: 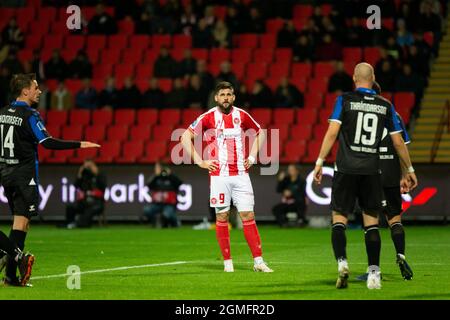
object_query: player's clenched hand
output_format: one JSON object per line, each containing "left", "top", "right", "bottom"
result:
{"left": 400, "top": 177, "right": 410, "bottom": 194}
{"left": 244, "top": 159, "right": 253, "bottom": 170}
{"left": 81, "top": 141, "right": 101, "bottom": 148}
{"left": 199, "top": 160, "right": 218, "bottom": 172}
{"left": 313, "top": 165, "right": 322, "bottom": 185}
{"left": 407, "top": 172, "right": 418, "bottom": 191}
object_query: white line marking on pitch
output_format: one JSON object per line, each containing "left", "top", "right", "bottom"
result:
{"left": 31, "top": 261, "right": 188, "bottom": 280}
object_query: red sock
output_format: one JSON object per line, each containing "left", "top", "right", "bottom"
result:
{"left": 243, "top": 219, "right": 262, "bottom": 258}
{"left": 216, "top": 221, "right": 231, "bottom": 260}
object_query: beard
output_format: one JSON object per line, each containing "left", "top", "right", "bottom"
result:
{"left": 217, "top": 101, "right": 232, "bottom": 114}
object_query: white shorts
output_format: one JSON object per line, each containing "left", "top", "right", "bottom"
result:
{"left": 210, "top": 174, "right": 255, "bottom": 212}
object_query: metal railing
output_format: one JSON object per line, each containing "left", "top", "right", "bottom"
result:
{"left": 430, "top": 100, "right": 450, "bottom": 162}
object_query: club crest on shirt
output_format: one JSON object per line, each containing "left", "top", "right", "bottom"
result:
{"left": 233, "top": 118, "right": 240, "bottom": 125}
{"left": 190, "top": 119, "right": 198, "bottom": 128}
{"left": 211, "top": 198, "right": 217, "bottom": 204}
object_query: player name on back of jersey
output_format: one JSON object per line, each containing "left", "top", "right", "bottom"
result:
{"left": 0, "top": 114, "right": 23, "bottom": 126}
{"left": 350, "top": 102, "right": 387, "bottom": 115}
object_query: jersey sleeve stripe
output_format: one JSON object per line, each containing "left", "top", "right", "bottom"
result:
{"left": 329, "top": 96, "right": 343, "bottom": 121}
{"left": 328, "top": 119, "right": 342, "bottom": 124}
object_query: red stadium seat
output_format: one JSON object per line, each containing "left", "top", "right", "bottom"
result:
{"left": 86, "top": 48, "right": 100, "bottom": 65}
{"left": 231, "top": 62, "right": 246, "bottom": 80}
{"left": 152, "top": 34, "right": 172, "bottom": 49}
{"left": 69, "top": 110, "right": 91, "bottom": 126}
{"left": 292, "top": 63, "right": 312, "bottom": 79}
{"left": 231, "top": 48, "right": 252, "bottom": 64}
{"left": 152, "top": 124, "right": 175, "bottom": 141}
{"left": 214, "top": 6, "right": 228, "bottom": 20}
{"left": 314, "top": 62, "right": 335, "bottom": 79}
{"left": 308, "top": 78, "right": 328, "bottom": 93}
{"left": 62, "top": 125, "right": 83, "bottom": 140}
{"left": 159, "top": 109, "right": 181, "bottom": 125}
{"left": 236, "top": 34, "right": 259, "bottom": 48}
{"left": 114, "top": 109, "right": 136, "bottom": 125}
{"left": 118, "top": 19, "right": 135, "bottom": 35}
{"left": 170, "top": 48, "right": 184, "bottom": 62}
{"left": 273, "top": 108, "right": 295, "bottom": 125}
{"left": 282, "top": 141, "right": 307, "bottom": 163}
{"left": 251, "top": 108, "right": 272, "bottom": 127}
{"left": 274, "top": 48, "right": 292, "bottom": 62}
{"left": 116, "top": 141, "right": 145, "bottom": 163}
{"left": 293, "top": 4, "right": 313, "bottom": 19}
{"left": 158, "top": 78, "right": 173, "bottom": 93}
{"left": 17, "top": 49, "right": 33, "bottom": 63}
{"left": 135, "top": 63, "right": 154, "bottom": 80}
{"left": 209, "top": 48, "right": 231, "bottom": 64}
{"left": 259, "top": 33, "right": 277, "bottom": 49}
{"left": 38, "top": 145, "right": 53, "bottom": 163}
{"left": 92, "top": 110, "right": 113, "bottom": 126}
{"left": 264, "top": 78, "right": 280, "bottom": 93}
{"left": 304, "top": 93, "right": 324, "bottom": 109}
{"left": 364, "top": 47, "right": 381, "bottom": 67}
{"left": 101, "top": 48, "right": 122, "bottom": 65}
{"left": 43, "top": 34, "right": 64, "bottom": 51}
{"left": 130, "top": 125, "right": 152, "bottom": 142}
{"left": 313, "top": 123, "right": 328, "bottom": 139}
{"left": 394, "top": 92, "right": 415, "bottom": 110}
{"left": 268, "top": 62, "right": 290, "bottom": 78}
{"left": 69, "top": 148, "right": 99, "bottom": 164}
{"left": 107, "top": 34, "right": 128, "bottom": 50}
{"left": 137, "top": 109, "right": 158, "bottom": 126}
{"left": 46, "top": 149, "right": 74, "bottom": 164}
{"left": 381, "top": 92, "right": 393, "bottom": 102}
{"left": 130, "top": 35, "right": 151, "bottom": 50}
{"left": 114, "top": 64, "right": 136, "bottom": 79}
{"left": 139, "top": 141, "right": 168, "bottom": 164}
{"left": 266, "top": 19, "right": 285, "bottom": 34}
{"left": 173, "top": 34, "right": 192, "bottom": 48}
{"left": 25, "top": 34, "right": 43, "bottom": 51}
{"left": 296, "top": 109, "right": 317, "bottom": 125}
{"left": 107, "top": 125, "right": 129, "bottom": 142}
{"left": 269, "top": 124, "right": 289, "bottom": 142}
{"left": 46, "top": 111, "right": 68, "bottom": 126}
{"left": 289, "top": 77, "right": 307, "bottom": 92}
{"left": 85, "top": 125, "right": 106, "bottom": 142}
{"left": 290, "top": 125, "right": 312, "bottom": 141}
{"left": 191, "top": 49, "right": 209, "bottom": 61}
{"left": 343, "top": 47, "right": 363, "bottom": 63}
{"left": 45, "top": 125, "right": 61, "bottom": 138}
{"left": 246, "top": 62, "right": 268, "bottom": 80}
{"left": 86, "top": 35, "right": 106, "bottom": 51}
{"left": 39, "top": 7, "right": 57, "bottom": 23}
{"left": 303, "top": 141, "right": 322, "bottom": 163}
{"left": 325, "top": 93, "right": 339, "bottom": 109}
{"left": 64, "top": 35, "right": 85, "bottom": 52}
{"left": 253, "top": 48, "right": 274, "bottom": 64}
{"left": 423, "top": 31, "right": 434, "bottom": 47}
{"left": 122, "top": 49, "right": 144, "bottom": 65}
{"left": 96, "top": 141, "right": 121, "bottom": 163}
{"left": 182, "top": 109, "right": 203, "bottom": 126}
{"left": 60, "top": 49, "right": 77, "bottom": 62}
{"left": 318, "top": 108, "right": 334, "bottom": 124}
{"left": 65, "top": 79, "right": 83, "bottom": 96}
{"left": 93, "top": 63, "right": 113, "bottom": 79}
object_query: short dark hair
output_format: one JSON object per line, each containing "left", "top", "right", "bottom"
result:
{"left": 10, "top": 73, "right": 36, "bottom": 99}
{"left": 215, "top": 81, "right": 234, "bottom": 94}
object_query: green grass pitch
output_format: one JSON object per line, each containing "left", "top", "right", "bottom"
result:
{"left": 1, "top": 224, "right": 449, "bottom": 300}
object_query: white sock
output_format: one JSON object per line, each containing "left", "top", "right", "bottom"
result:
{"left": 224, "top": 259, "right": 233, "bottom": 267}
{"left": 337, "top": 258, "right": 348, "bottom": 271}
{"left": 254, "top": 256, "right": 264, "bottom": 265}
{"left": 368, "top": 265, "right": 380, "bottom": 273}
{"left": 397, "top": 253, "right": 406, "bottom": 260}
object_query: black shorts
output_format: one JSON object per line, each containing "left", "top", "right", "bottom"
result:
{"left": 4, "top": 184, "right": 39, "bottom": 219}
{"left": 330, "top": 172, "right": 383, "bottom": 217}
{"left": 382, "top": 186, "right": 402, "bottom": 219}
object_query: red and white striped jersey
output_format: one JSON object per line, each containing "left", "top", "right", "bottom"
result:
{"left": 188, "top": 106, "right": 261, "bottom": 176}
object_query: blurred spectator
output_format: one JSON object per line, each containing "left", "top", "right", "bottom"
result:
{"left": 274, "top": 77, "right": 304, "bottom": 108}
{"left": 293, "top": 34, "right": 314, "bottom": 62}
{"left": 0, "top": 35, "right": 10, "bottom": 65}
{"left": 376, "top": 60, "right": 396, "bottom": 92}
{"left": 398, "top": 2, "right": 418, "bottom": 32}
{"left": 418, "top": 1, "right": 442, "bottom": 34}
{"left": 225, "top": 6, "right": 243, "bottom": 35}
{"left": 154, "top": 46, "right": 177, "bottom": 78}
{"left": 36, "top": 82, "right": 51, "bottom": 111}
{"left": 277, "top": 21, "right": 298, "bottom": 48}
{"left": 0, "top": 67, "right": 11, "bottom": 106}
{"left": 88, "top": 3, "right": 118, "bottom": 35}
{"left": 1, "top": 18, "right": 24, "bottom": 49}
{"left": 311, "top": 6, "right": 323, "bottom": 28}
{"left": 177, "top": 49, "right": 197, "bottom": 78}
{"left": 272, "top": 164, "right": 308, "bottom": 227}
{"left": 118, "top": 77, "right": 142, "bottom": 108}
{"left": 413, "top": 31, "right": 432, "bottom": 59}
{"left": 395, "top": 64, "right": 424, "bottom": 97}
{"left": 385, "top": 35, "right": 403, "bottom": 60}
{"left": 244, "top": 7, "right": 265, "bottom": 33}
{"left": 2, "top": 49, "right": 24, "bottom": 75}
{"left": 64, "top": 159, "right": 107, "bottom": 229}
{"left": 396, "top": 19, "right": 414, "bottom": 47}
{"left": 235, "top": 84, "right": 251, "bottom": 109}
{"left": 143, "top": 163, "right": 182, "bottom": 228}
{"left": 51, "top": 80, "right": 72, "bottom": 111}
{"left": 192, "top": 18, "right": 213, "bottom": 48}
{"left": 300, "top": 18, "right": 321, "bottom": 46}
{"left": 196, "top": 60, "right": 214, "bottom": 94}
{"left": 98, "top": 77, "right": 119, "bottom": 110}
{"left": 320, "top": 16, "right": 337, "bottom": 37}
{"left": 69, "top": 50, "right": 93, "bottom": 79}
{"left": 250, "top": 80, "right": 273, "bottom": 107}
{"left": 75, "top": 78, "right": 97, "bottom": 110}
{"left": 135, "top": 11, "right": 156, "bottom": 34}
{"left": 186, "top": 74, "right": 208, "bottom": 108}
{"left": 216, "top": 61, "right": 239, "bottom": 89}
{"left": 29, "top": 49, "right": 45, "bottom": 81}
{"left": 212, "top": 20, "right": 231, "bottom": 48}
{"left": 141, "top": 78, "right": 165, "bottom": 108}
{"left": 180, "top": 4, "right": 197, "bottom": 35}
{"left": 406, "top": 45, "right": 430, "bottom": 78}
{"left": 44, "top": 49, "right": 68, "bottom": 80}
{"left": 202, "top": 6, "right": 216, "bottom": 27}
{"left": 344, "top": 17, "right": 365, "bottom": 46}
{"left": 315, "top": 33, "right": 343, "bottom": 61}
{"left": 328, "top": 61, "right": 354, "bottom": 93}
{"left": 165, "top": 78, "right": 187, "bottom": 108}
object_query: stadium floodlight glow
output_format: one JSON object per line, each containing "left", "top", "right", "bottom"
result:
{"left": 305, "top": 166, "right": 334, "bottom": 205}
